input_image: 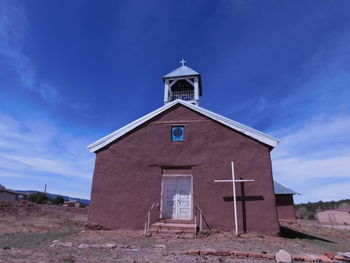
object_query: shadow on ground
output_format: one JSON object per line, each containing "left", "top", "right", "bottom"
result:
{"left": 279, "top": 226, "right": 334, "bottom": 243}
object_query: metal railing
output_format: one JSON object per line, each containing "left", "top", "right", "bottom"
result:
{"left": 170, "top": 91, "right": 194, "bottom": 101}
{"left": 194, "top": 203, "right": 211, "bottom": 235}
{"left": 143, "top": 202, "right": 160, "bottom": 237}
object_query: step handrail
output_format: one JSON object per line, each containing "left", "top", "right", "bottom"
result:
{"left": 144, "top": 202, "right": 160, "bottom": 237}
{"left": 194, "top": 203, "right": 211, "bottom": 233}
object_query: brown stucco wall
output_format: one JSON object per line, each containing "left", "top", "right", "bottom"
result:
{"left": 88, "top": 104, "right": 280, "bottom": 235}
{"left": 275, "top": 194, "right": 296, "bottom": 221}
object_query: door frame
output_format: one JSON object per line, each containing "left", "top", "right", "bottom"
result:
{"left": 160, "top": 174, "right": 193, "bottom": 220}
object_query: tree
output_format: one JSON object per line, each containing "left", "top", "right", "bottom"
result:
{"left": 28, "top": 192, "right": 50, "bottom": 204}
{"left": 52, "top": 196, "right": 65, "bottom": 205}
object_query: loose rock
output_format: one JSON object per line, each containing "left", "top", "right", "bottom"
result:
{"left": 104, "top": 243, "right": 116, "bottom": 249}
{"left": 61, "top": 242, "right": 73, "bottom": 247}
{"left": 338, "top": 252, "right": 350, "bottom": 258}
{"left": 335, "top": 255, "right": 350, "bottom": 262}
{"left": 275, "top": 249, "right": 292, "bottom": 263}
{"left": 90, "top": 244, "right": 102, "bottom": 248}
{"left": 154, "top": 244, "right": 166, "bottom": 249}
{"left": 78, "top": 244, "right": 89, "bottom": 249}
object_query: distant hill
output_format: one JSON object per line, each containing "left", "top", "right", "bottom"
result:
{"left": 295, "top": 199, "right": 350, "bottom": 219}
{"left": 12, "top": 189, "right": 90, "bottom": 205}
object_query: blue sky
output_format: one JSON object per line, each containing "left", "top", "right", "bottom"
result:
{"left": 0, "top": 0, "right": 349, "bottom": 203}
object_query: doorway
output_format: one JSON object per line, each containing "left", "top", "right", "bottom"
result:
{"left": 161, "top": 175, "right": 192, "bottom": 220}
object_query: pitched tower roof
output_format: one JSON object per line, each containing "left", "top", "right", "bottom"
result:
{"left": 163, "top": 65, "right": 200, "bottom": 78}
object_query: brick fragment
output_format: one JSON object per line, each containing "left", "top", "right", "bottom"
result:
{"left": 303, "top": 255, "right": 317, "bottom": 262}
{"left": 325, "top": 253, "right": 335, "bottom": 260}
{"left": 200, "top": 249, "right": 217, "bottom": 255}
{"left": 188, "top": 249, "right": 200, "bottom": 255}
{"left": 214, "top": 250, "right": 231, "bottom": 256}
{"left": 249, "top": 253, "right": 264, "bottom": 259}
{"left": 307, "top": 254, "right": 319, "bottom": 262}
{"left": 292, "top": 255, "right": 306, "bottom": 261}
{"left": 262, "top": 254, "right": 275, "bottom": 260}
{"left": 317, "top": 255, "right": 333, "bottom": 263}
{"left": 233, "top": 251, "right": 249, "bottom": 258}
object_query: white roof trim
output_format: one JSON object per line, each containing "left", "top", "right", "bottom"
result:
{"left": 87, "top": 100, "right": 279, "bottom": 153}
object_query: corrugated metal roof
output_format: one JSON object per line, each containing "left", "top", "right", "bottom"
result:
{"left": 274, "top": 181, "right": 300, "bottom": 195}
{"left": 163, "top": 65, "right": 200, "bottom": 78}
{"left": 0, "top": 188, "right": 28, "bottom": 195}
{"left": 87, "top": 100, "right": 279, "bottom": 153}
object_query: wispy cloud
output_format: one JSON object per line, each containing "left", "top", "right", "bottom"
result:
{"left": 272, "top": 115, "right": 350, "bottom": 203}
{"left": 0, "top": 113, "right": 94, "bottom": 198}
{"left": 0, "top": 1, "right": 59, "bottom": 104}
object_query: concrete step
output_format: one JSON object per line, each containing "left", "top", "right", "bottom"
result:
{"left": 150, "top": 228, "right": 195, "bottom": 234}
{"left": 149, "top": 229, "right": 195, "bottom": 238}
{"left": 160, "top": 219, "right": 195, "bottom": 224}
{"left": 150, "top": 226, "right": 196, "bottom": 233}
{"left": 150, "top": 231, "right": 195, "bottom": 238}
{"left": 152, "top": 222, "right": 196, "bottom": 230}
{"left": 148, "top": 221, "right": 197, "bottom": 238}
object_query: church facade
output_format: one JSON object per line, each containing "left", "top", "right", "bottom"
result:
{"left": 87, "top": 62, "right": 281, "bottom": 235}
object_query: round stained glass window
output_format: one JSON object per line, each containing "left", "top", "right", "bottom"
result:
{"left": 173, "top": 127, "right": 183, "bottom": 138}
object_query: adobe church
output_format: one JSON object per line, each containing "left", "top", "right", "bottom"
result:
{"left": 87, "top": 61, "right": 282, "bottom": 235}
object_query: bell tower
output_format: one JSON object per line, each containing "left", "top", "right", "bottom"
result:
{"left": 163, "top": 59, "right": 202, "bottom": 106}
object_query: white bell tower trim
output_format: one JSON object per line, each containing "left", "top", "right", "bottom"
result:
{"left": 162, "top": 60, "right": 202, "bottom": 106}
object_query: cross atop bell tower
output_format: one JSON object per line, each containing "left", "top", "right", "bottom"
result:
{"left": 162, "top": 60, "right": 202, "bottom": 106}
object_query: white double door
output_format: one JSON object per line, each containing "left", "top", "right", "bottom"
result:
{"left": 162, "top": 176, "right": 192, "bottom": 220}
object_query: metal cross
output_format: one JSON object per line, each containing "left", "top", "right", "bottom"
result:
{"left": 214, "top": 161, "right": 254, "bottom": 236}
{"left": 180, "top": 59, "right": 186, "bottom": 66}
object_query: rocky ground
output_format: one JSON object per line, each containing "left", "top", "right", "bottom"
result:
{"left": 0, "top": 201, "right": 349, "bottom": 263}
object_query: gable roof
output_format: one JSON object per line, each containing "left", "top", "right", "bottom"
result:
{"left": 274, "top": 181, "right": 300, "bottom": 195}
{"left": 0, "top": 188, "right": 28, "bottom": 196}
{"left": 163, "top": 65, "right": 200, "bottom": 79}
{"left": 87, "top": 100, "right": 279, "bottom": 153}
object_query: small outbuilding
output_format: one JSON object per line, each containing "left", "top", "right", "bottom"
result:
{"left": 0, "top": 185, "right": 27, "bottom": 202}
{"left": 274, "top": 181, "right": 299, "bottom": 222}
{"left": 316, "top": 209, "right": 350, "bottom": 225}
{"left": 63, "top": 199, "right": 85, "bottom": 208}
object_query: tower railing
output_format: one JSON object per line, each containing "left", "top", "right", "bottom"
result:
{"left": 170, "top": 91, "right": 194, "bottom": 101}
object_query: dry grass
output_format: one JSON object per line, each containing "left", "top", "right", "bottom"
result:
{"left": 0, "top": 203, "right": 349, "bottom": 262}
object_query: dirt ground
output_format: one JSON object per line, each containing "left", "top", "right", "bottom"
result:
{"left": 0, "top": 202, "right": 349, "bottom": 263}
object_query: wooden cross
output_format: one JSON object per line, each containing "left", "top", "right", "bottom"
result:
{"left": 214, "top": 161, "right": 254, "bottom": 236}
{"left": 180, "top": 59, "right": 186, "bottom": 66}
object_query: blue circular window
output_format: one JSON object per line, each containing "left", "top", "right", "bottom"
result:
{"left": 172, "top": 126, "right": 184, "bottom": 141}
{"left": 173, "top": 127, "right": 183, "bottom": 137}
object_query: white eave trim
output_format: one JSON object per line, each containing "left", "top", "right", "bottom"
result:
{"left": 87, "top": 100, "right": 279, "bottom": 153}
